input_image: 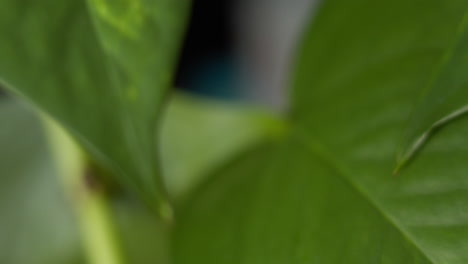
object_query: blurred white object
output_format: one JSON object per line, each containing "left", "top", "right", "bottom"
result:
{"left": 235, "top": 0, "right": 321, "bottom": 111}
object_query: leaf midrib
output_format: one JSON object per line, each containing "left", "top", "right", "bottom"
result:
{"left": 293, "top": 129, "right": 437, "bottom": 264}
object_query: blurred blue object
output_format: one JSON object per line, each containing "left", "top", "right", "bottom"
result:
{"left": 185, "top": 56, "right": 240, "bottom": 100}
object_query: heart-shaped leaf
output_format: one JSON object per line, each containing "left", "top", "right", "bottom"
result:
{"left": 0, "top": 0, "right": 190, "bottom": 211}
{"left": 173, "top": 0, "right": 468, "bottom": 263}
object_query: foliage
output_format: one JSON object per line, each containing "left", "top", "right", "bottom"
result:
{"left": 0, "top": 0, "right": 468, "bottom": 263}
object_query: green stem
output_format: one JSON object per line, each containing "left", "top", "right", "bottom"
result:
{"left": 42, "top": 116, "right": 125, "bottom": 264}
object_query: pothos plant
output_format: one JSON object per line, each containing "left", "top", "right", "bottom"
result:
{"left": 0, "top": 0, "right": 467, "bottom": 264}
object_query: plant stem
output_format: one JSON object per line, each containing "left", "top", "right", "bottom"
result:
{"left": 42, "top": 116, "right": 125, "bottom": 264}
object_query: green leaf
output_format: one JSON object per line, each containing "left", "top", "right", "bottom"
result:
{"left": 0, "top": 99, "right": 84, "bottom": 264}
{"left": 173, "top": 1, "right": 468, "bottom": 263}
{"left": 396, "top": 15, "right": 468, "bottom": 171}
{"left": 111, "top": 198, "right": 171, "bottom": 264}
{"left": 0, "top": 0, "right": 190, "bottom": 210}
{"left": 174, "top": 140, "right": 435, "bottom": 263}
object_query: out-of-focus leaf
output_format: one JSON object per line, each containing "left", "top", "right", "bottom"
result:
{"left": 0, "top": 100, "right": 84, "bottom": 264}
{"left": 0, "top": 0, "right": 190, "bottom": 210}
{"left": 0, "top": 99, "right": 171, "bottom": 263}
{"left": 160, "top": 93, "right": 286, "bottom": 199}
{"left": 173, "top": 1, "right": 468, "bottom": 263}
{"left": 112, "top": 199, "right": 170, "bottom": 264}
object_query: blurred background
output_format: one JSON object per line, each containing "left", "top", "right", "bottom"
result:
{"left": 174, "top": 0, "right": 318, "bottom": 110}
{"left": 0, "top": 0, "right": 319, "bottom": 263}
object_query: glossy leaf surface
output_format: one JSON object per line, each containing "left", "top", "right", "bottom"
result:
{"left": 173, "top": 0, "right": 468, "bottom": 263}
{"left": 397, "top": 16, "right": 468, "bottom": 168}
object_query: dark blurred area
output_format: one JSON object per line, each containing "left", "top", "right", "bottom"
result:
{"left": 175, "top": 0, "right": 317, "bottom": 110}
{"left": 174, "top": 0, "right": 238, "bottom": 99}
